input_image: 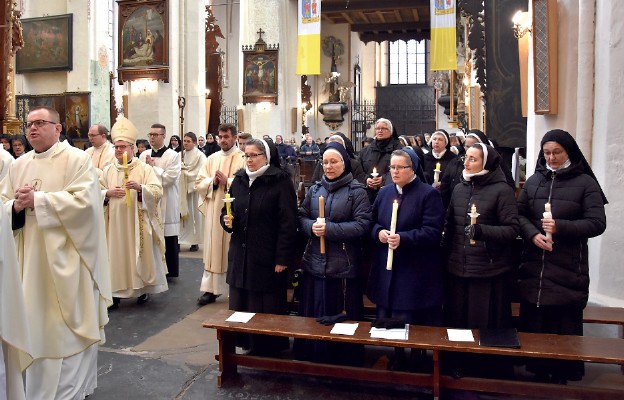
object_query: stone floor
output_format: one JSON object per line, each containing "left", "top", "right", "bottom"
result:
{"left": 89, "top": 250, "right": 624, "bottom": 400}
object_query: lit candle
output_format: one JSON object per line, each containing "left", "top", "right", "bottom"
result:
{"left": 122, "top": 152, "right": 131, "bottom": 208}
{"left": 543, "top": 202, "right": 552, "bottom": 240}
{"left": 468, "top": 203, "right": 480, "bottom": 245}
{"left": 371, "top": 167, "right": 379, "bottom": 178}
{"left": 386, "top": 199, "right": 399, "bottom": 270}
{"left": 433, "top": 162, "right": 441, "bottom": 185}
{"left": 318, "top": 195, "right": 326, "bottom": 254}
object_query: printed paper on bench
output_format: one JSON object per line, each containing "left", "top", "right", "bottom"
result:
{"left": 226, "top": 312, "right": 256, "bottom": 323}
{"left": 330, "top": 322, "right": 359, "bottom": 335}
{"left": 370, "top": 326, "right": 409, "bottom": 340}
{"left": 447, "top": 329, "right": 475, "bottom": 342}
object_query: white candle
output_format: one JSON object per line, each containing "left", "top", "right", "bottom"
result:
{"left": 468, "top": 203, "right": 479, "bottom": 245}
{"left": 318, "top": 195, "right": 326, "bottom": 254}
{"left": 371, "top": 167, "right": 379, "bottom": 178}
{"left": 386, "top": 199, "right": 399, "bottom": 270}
{"left": 122, "top": 152, "right": 131, "bottom": 208}
{"left": 543, "top": 202, "right": 552, "bottom": 240}
{"left": 433, "top": 162, "right": 441, "bottom": 184}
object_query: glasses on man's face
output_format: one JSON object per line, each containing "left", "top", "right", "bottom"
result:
{"left": 243, "top": 152, "right": 264, "bottom": 160}
{"left": 26, "top": 120, "right": 57, "bottom": 129}
{"left": 389, "top": 165, "right": 411, "bottom": 171}
{"left": 88, "top": 133, "right": 103, "bottom": 138}
{"left": 114, "top": 144, "right": 133, "bottom": 151}
{"left": 148, "top": 133, "right": 164, "bottom": 137}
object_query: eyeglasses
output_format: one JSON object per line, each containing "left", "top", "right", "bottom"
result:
{"left": 389, "top": 165, "right": 411, "bottom": 171}
{"left": 375, "top": 127, "right": 389, "bottom": 131}
{"left": 243, "top": 152, "right": 264, "bottom": 159}
{"left": 148, "top": 133, "right": 164, "bottom": 137}
{"left": 88, "top": 133, "right": 104, "bottom": 138}
{"left": 26, "top": 120, "right": 57, "bottom": 129}
{"left": 114, "top": 144, "right": 133, "bottom": 150}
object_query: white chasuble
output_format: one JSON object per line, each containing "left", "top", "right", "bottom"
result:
{"left": 196, "top": 147, "right": 245, "bottom": 274}
{"left": 179, "top": 147, "right": 206, "bottom": 246}
{"left": 101, "top": 158, "right": 168, "bottom": 297}
{"left": 0, "top": 141, "right": 112, "bottom": 363}
{"left": 84, "top": 140, "right": 116, "bottom": 172}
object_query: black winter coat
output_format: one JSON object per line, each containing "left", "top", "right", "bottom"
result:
{"left": 517, "top": 160, "right": 606, "bottom": 307}
{"left": 357, "top": 137, "right": 403, "bottom": 201}
{"left": 222, "top": 166, "right": 298, "bottom": 292}
{"left": 299, "top": 173, "right": 372, "bottom": 279}
{"left": 444, "top": 168, "right": 519, "bottom": 278}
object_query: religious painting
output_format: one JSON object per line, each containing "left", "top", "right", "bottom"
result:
{"left": 117, "top": 0, "right": 169, "bottom": 83}
{"left": 242, "top": 30, "right": 279, "bottom": 105}
{"left": 16, "top": 14, "right": 73, "bottom": 73}
{"left": 15, "top": 92, "right": 90, "bottom": 138}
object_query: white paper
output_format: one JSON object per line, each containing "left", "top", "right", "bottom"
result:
{"left": 330, "top": 322, "right": 359, "bottom": 336}
{"left": 447, "top": 329, "right": 475, "bottom": 342}
{"left": 369, "top": 326, "right": 409, "bottom": 340}
{"left": 225, "top": 311, "right": 255, "bottom": 323}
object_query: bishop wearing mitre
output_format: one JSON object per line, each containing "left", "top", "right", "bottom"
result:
{"left": 101, "top": 116, "right": 168, "bottom": 309}
{"left": 195, "top": 123, "right": 245, "bottom": 305}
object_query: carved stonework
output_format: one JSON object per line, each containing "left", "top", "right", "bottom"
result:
{"left": 205, "top": 6, "right": 224, "bottom": 54}
{"left": 458, "top": 0, "right": 487, "bottom": 101}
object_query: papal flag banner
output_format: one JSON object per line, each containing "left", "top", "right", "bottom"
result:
{"left": 430, "top": 0, "right": 457, "bottom": 71}
{"left": 297, "top": 0, "right": 321, "bottom": 75}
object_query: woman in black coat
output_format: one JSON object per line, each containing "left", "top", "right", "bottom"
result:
{"left": 517, "top": 129, "right": 607, "bottom": 383}
{"left": 422, "top": 129, "right": 457, "bottom": 187}
{"left": 369, "top": 148, "right": 445, "bottom": 370}
{"left": 222, "top": 138, "right": 298, "bottom": 355}
{"left": 444, "top": 143, "right": 519, "bottom": 329}
{"left": 294, "top": 142, "right": 372, "bottom": 364}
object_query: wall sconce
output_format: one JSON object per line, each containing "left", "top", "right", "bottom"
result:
{"left": 512, "top": 11, "right": 531, "bottom": 39}
{"left": 513, "top": 10, "right": 530, "bottom": 117}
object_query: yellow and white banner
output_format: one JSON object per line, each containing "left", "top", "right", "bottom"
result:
{"left": 430, "top": 0, "right": 457, "bottom": 71}
{"left": 297, "top": 0, "right": 321, "bottom": 75}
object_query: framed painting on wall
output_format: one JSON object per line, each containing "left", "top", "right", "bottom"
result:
{"left": 16, "top": 14, "right": 73, "bottom": 73}
{"left": 242, "top": 32, "right": 279, "bottom": 105}
{"left": 117, "top": 0, "right": 169, "bottom": 83}
{"left": 16, "top": 92, "right": 91, "bottom": 138}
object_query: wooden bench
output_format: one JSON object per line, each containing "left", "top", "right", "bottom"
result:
{"left": 203, "top": 310, "right": 624, "bottom": 400}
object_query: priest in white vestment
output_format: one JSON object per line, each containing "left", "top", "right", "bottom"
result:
{"left": 0, "top": 148, "right": 12, "bottom": 181}
{"left": 195, "top": 123, "right": 245, "bottom": 305}
{"left": 0, "top": 200, "right": 32, "bottom": 400}
{"left": 179, "top": 132, "right": 207, "bottom": 251}
{"left": 85, "top": 124, "right": 115, "bottom": 173}
{"left": 101, "top": 117, "right": 168, "bottom": 307}
{"left": 0, "top": 106, "right": 112, "bottom": 400}
{"left": 140, "top": 123, "right": 182, "bottom": 277}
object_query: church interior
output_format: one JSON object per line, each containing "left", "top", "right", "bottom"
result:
{"left": 1, "top": 0, "right": 623, "bottom": 398}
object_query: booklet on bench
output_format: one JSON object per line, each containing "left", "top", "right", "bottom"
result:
{"left": 478, "top": 328, "right": 521, "bottom": 348}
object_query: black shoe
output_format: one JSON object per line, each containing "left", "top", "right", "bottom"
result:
{"left": 137, "top": 293, "right": 150, "bottom": 304}
{"left": 197, "top": 292, "right": 220, "bottom": 305}
{"left": 189, "top": 244, "right": 199, "bottom": 252}
{"left": 108, "top": 297, "right": 120, "bottom": 311}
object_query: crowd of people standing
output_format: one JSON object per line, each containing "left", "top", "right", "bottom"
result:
{"left": 0, "top": 110, "right": 608, "bottom": 398}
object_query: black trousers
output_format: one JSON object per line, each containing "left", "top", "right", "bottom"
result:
{"left": 165, "top": 235, "right": 179, "bottom": 277}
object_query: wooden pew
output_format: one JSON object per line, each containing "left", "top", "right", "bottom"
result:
{"left": 204, "top": 310, "right": 624, "bottom": 400}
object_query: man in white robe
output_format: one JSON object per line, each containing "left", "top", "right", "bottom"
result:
{"left": 0, "top": 106, "right": 112, "bottom": 400}
{"left": 0, "top": 148, "right": 12, "bottom": 181}
{"left": 101, "top": 116, "right": 168, "bottom": 307}
{"left": 85, "top": 124, "right": 115, "bottom": 173}
{"left": 179, "top": 132, "right": 206, "bottom": 251}
{"left": 195, "top": 123, "right": 245, "bottom": 305}
{"left": 140, "top": 123, "right": 181, "bottom": 277}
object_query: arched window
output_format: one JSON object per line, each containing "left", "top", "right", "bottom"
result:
{"left": 388, "top": 39, "right": 428, "bottom": 85}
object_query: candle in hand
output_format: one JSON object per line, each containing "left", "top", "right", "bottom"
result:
{"left": 433, "top": 162, "right": 441, "bottom": 185}
{"left": 318, "top": 195, "right": 326, "bottom": 254}
{"left": 468, "top": 203, "right": 479, "bottom": 245}
{"left": 543, "top": 202, "right": 553, "bottom": 240}
{"left": 122, "top": 152, "right": 131, "bottom": 208}
{"left": 371, "top": 167, "right": 379, "bottom": 178}
{"left": 386, "top": 199, "right": 399, "bottom": 270}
